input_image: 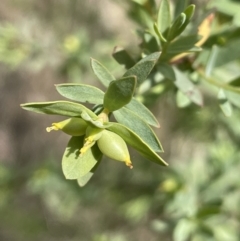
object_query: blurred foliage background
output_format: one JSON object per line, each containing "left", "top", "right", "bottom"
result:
{"left": 1, "top": 0, "right": 240, "bottom": 240}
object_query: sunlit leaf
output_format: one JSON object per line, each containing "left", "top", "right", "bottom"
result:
{"left": 167, "top": 35, "right": 201, "bottom": 55}
{"left": 90, "top": 58, "right": 115, "bottom": 87}
{"left": 126, "top": 98, "right": 160, "bottom": 127}
{"left": 55, "top": 84, "right": 104, "bottom": 104}
{"left": 177, "top": 4, "right": 195, "bottom": 36}
{"left": 113, "top": 107, "right": 163, "bottom": 152}
{"left": 104, "top": 76, "right": 137, "bottom": 112}
{"left": 167, "top": 13, "right": 186, "bottom": 41}
{"left": 21, "top": 101, "right": 98, "bottom": 118}
{"left": 62, "top": 136, "right": 102, "bottom": 180}
{"left": 157, "top": 0, "right": 171, "bottom": 34}
{"left": 154, "top": 22, "right": 167, "bottom": 43}
{"left": 77, "top": 158, "right": 102, "bottom": 187}
{"left": 174, "top": 0, "right": 189, "bottom": 18}
{"left": 107, "top": 123, "right": 167, "bottom": 166}
{"left": 123, "top": 52, "right": 161, "bottom": 86}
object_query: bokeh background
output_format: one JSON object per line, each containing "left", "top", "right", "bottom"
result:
{"left": 1, "top": 0, "right": 240, "bottom": 240}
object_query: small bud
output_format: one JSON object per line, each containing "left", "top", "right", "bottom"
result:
{"left": 80, "top": 126, "right": 103, "bottom": 155}
{"left": 97, "top": 130, "right": 133, "bottom": 168}
{"left": 46, "top": 118, "right": 88, "bottom": 136}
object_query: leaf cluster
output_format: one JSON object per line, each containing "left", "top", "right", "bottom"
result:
{"left": 21, "top": 52, "right": 167, "bottom": 186}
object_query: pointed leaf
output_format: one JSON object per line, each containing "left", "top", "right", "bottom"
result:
{"left": 218, "top": 89, "right": 232, "bottom": 117}
{"left": 90, "top": 58, "right": 115, "bottom": 87}
{"left": 167, "top": 13, "right": 186, "bottom": 41}
{"left": 21, "top": 101, "right": 98, "bottom": 118}
{"left": 173, "top": 67, "right": 203, "bottom": 106}
{"left": 126, "top": 98, "right": 160, "bottom": 127}
{"left": 154, "top": 22, "right": 167, "bottom": 43}
{"left": 77, "top": 157, "right": 102, "bottom": 187}
{"left": 205, "top": 45, "right": 219, "bottom": 77}
{"left": 103, "top": 76, "right": 137, "bottom": 112}
{"left": 123, "top": 52, "right": 161, "bottom": 86}
{"left": 167, "top": 35, "right": 201, "bottom": 56}
{"left": 114, "top": 107, "right": 163, "bottom": 152}
{"left": 55, "top": 84, "right": 104, "bottom": 104}
{"left": 112, "top": 46, "right": 135, "bottom": 69}
{"left": 177, "top": 4, "right": 195, "bottom": 36}
{"left": 157, "top": 0, "right": 171, "bottom": 34}
{"left": 107, "top": 122, "right": 167, "bottom": 166}
{"left": 62, "top": 136, "right": 102, "bottom": 180}
{"left": 174, "top": 0, "right": 188, "bottom": 18}
{"left": 77, "top": 172, "right": 94, "bottom": 187}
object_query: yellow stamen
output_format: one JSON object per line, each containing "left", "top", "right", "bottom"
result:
{"left": 80, "top": 137, "right": 95, "bottom": 155}
{"left": 125, "top": 159, "right": 133, "bottom": 169}
{"left": 46, "top": 125, "right": 58, "bottom": 132}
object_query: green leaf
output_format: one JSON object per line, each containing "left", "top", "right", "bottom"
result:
{"left": 113, "top": 107, "right": 163, "bottom": 152}
{"left": 158, "top": 63, "right": 176, "bottom": 80}
{"left": 126, "top": 98, "right": 160, "bottom": 127}
{"left": 107, "top": 123, "right": 167, "bottom": 166}
{"left": 167, "top": 13, "right": 186, "bottom": 41}
{"left": 141, "top": 32, "right": 160, "bottom": 53}
{"left": 167, "top": 34, "right": 201, "bottom": 55}
{"left": 90, "top": 58, "right": 115, "bottom": 87}
{"left": 77, "top": 172, "right": 94, "bottom": 187}
{"left": 173, "top": 67, "right": 203, "bottom": 106}
{"left": 205, "top": 45, "right": 219, "bottom": 77}
{"left": 103, "top": 76, "right": 137, "bottom": 112}
{"left": 55, "top": 84, "right": 104, "bottom": 104}
{"left": 21, "top": 101, "right": 97, "bottom": 119}
{"left": 62, "top": 136, "right": 102, "bottom": 180}
{"left": 218, "top": 89, "right": 232, "bottom": 117}
{"left": 157, "top": 0, "right": 171, "bottom": 34}
{"left": 177, "top": 4, "right": 195, "bottom": 35}
{"left": 153, "top": 22, "right": 167, "bottom": 43}
{"left": 81, "top": 111, "right": 112, "bottom": 128}
{"left": 77, "top": 158, "right": 102, "bottom": 187}
{"left": 176, "top": 90, "right": 191, "bottom": 108}
{"left": 128, "top": 1, "right": 154, "bottom": 29}
{"left": 173, "top": 218, "right": 196, "bottom": 241}
{"left": 174, "top": 0, "right": 189, "bottom": 18}
{"left": 112, "top": 46, "right": 135, "bottom": 69}
{"left": 123, "top": 52, "right": 161, "bottom": 86}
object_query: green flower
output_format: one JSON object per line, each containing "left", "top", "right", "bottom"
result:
{"left": 46, "top": 109, "right": 133, "bottom": 169}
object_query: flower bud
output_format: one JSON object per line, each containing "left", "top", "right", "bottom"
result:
{"left": 97, "top": 130, "right": 133, "bottom": 169}
{"left": 46, "top": 118, "right": 88, "bottom": 136}
{"left": 80, "top": 126, "right": 103, "bottom": 155}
